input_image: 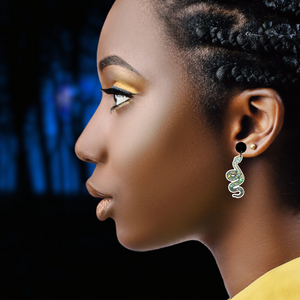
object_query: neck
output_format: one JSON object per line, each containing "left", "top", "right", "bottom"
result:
{"left": 203, "top": 160, "right": 300, "bottom": 298}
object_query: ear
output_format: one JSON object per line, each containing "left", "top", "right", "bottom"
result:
{"left": 224, "top": 88, "right": 285, "bottom": 157}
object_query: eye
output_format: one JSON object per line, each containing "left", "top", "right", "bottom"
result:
{"left": 101, "top": 86, "right": 136, "bottom": 112}
{"left": 114, "top": 94, "right": 130, "bottom": 106}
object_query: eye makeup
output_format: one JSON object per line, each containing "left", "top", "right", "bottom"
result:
{"left": 100, "top": 65, "right": 147, "bottom": 94}
{"left": 98, "top": 63, "right": 147, "bottom": 112}
{"left": 101, "top": 86, "right": 137, "bottom": 112}
{"left": 111, "top": 82, "right": 138, "bottom": 94}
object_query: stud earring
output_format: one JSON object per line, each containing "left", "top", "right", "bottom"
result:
{"left": 250, "top": 143, "right": 257, "bottom": 150}
{"left": 225, "top": 142, "right": 246, "bottom": 198}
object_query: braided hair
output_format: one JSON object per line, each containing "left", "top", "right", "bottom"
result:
{"left": 154, "top": 0, "right": 300, "bottom": 209}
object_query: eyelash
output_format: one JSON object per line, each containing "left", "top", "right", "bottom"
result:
{"left": 101, "top": 87, "right": 136, "bottom": 112}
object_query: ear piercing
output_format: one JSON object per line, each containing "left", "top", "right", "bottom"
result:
{"left": 225, "top": 142, "right": 246, "bottom": 198}
{"left": 235, "top": 142, "right": 247, "bottom": 154}
{"left": 250, "top": 143, "right": 257, "bottom": 150}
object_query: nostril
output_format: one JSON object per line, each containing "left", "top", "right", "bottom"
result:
{"left": 75, "top": 139, "right": 108, "bottom": 165}
{"left": 74, "top": 145, "right": 97, "bottom": 164}
{"left": 85, "top": 158, "right": 98, "bottom": 164}
{"left": 75, "top": 140, "right": 92, "bottom": 163}
{"left": 75, "top": 128, "right": 108, "bottom": 164}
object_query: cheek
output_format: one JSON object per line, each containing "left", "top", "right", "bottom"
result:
{"left": 109, "top": 93, "right": 175, "bottom": 179}
{"left": 114, "top": 152, "right": 227, "bottom": 251}
{"left": 106, "top": 95, "right": 227, "bottom": 250}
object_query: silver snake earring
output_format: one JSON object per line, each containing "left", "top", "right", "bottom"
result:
{"left": 225, "top": 142, "right": 246, "bottom": 198}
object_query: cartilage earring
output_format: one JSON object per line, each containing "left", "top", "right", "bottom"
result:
{"left": 225, "top": 142, "right": 246, "bottom": 198}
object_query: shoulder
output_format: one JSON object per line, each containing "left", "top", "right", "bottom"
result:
{"left": 231, "top": 257, "right": 300, "bottom": 300}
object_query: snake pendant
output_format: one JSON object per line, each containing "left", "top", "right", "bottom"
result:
{"left": 225, "top": 155, "right": 245, "bottom": 198}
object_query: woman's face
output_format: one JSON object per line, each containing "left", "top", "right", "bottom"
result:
{"left": 75, "top": 0, "right": 230, "bottom": 251}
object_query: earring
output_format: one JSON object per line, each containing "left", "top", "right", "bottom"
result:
{"left": 225, "top": 142, "right": 246, "bottom": 198}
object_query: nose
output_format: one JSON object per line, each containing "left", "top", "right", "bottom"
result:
{"left": 75, "top": 106, "right": 108, "bottom": 165}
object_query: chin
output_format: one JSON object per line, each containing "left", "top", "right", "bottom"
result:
{"left": 115, "top": 224, "right": 186, "bottom": 252}
{"left": 116, "top": 229, "right": 161, "bottom": 252}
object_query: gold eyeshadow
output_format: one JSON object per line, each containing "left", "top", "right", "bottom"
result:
{"left": 113, "top": 82, "right": 138, "bottom": 94}
{"left": 100, "top": 65, "right": 147, "bottom": 93}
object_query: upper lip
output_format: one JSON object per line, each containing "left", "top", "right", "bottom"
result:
{"left": 86, "top": 181, "right": 112, "bottom": 199}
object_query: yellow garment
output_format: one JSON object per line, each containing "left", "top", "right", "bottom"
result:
{"left": 230, "top": 256, "right": 300, "bottom": 300}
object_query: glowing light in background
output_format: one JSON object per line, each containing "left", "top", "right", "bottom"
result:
{"left": 0, "top": 3, "right": 105, "bottom": 197}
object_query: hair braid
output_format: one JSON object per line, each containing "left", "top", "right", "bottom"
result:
{"left": 216, "top": 63, "right": 299, "bottom": 87}
{"left": 154, "top": 0, "right": 300, "bottom": 209}
{"left": 193, "top": 19, "right": 300, "bottom": 88}
{"left": 155, "top": 0, "right": 300, "bottom": 96}
{"left": 195, "top": 22, "right": 300, "bottom": 54}
{"left": 263, "top": 0, "right": 300, "bottom": 18}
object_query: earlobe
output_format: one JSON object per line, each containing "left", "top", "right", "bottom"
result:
{"left": 225, "top": 88, "right": 285, "bottom": 158}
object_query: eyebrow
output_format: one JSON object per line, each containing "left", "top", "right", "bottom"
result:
{"left": 99, "top": 55, "right": 142, "bottom": 76}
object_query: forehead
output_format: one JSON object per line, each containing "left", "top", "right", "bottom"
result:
{"left": 97, "top": 0, "right": 181, "bottom": 80}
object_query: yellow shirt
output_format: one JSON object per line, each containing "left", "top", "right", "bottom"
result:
{"left": 230, "top": 257, "right": 300, "bottom": 300}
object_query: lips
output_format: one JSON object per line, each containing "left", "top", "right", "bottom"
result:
{"left": 86, "top": 181, "right": 113, "bottom": 221}
{"left": 86, "top": 181, "right": 112, "bottom": 199}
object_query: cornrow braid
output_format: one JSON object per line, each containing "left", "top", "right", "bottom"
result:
{"left": 215, "top": 63, "right": 299, "bottom": 88}
{"left": 263, "top": 0, "right": 300, "bottom": 18}
{"left": 154, "top": 0, "right": 300, "bottom": 210}
{"left": 195, "top": 22, "right": 300, "bottom": 56}
{"left": 191, "top": 18, "right": 300, "bottom": 86}
{"left": 195, "top": 21, "right": 300, "bottom": 84}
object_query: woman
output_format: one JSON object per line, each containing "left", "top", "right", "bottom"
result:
{"left": 75, "top": 0, "right": 300, "bottom": 298}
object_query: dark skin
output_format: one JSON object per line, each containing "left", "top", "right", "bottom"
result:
{"left": 75, "top": 0, "right": 300, "bottom": 297}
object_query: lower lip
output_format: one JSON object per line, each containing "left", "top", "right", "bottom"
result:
{"left": 96, "top": 198, "right": 113, "bottom": 221}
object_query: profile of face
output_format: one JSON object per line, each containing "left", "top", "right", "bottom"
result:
{"left": 75, "top": 0, "right": 233, "bottom": 251}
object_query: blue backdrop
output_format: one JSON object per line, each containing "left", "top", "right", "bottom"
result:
{"left": 0, "top": 0, "right": 107, "bottom": 197}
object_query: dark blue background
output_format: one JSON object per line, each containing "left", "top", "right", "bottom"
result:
{"left": 0, "top": 0, "right": 227, "bottom": 298}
